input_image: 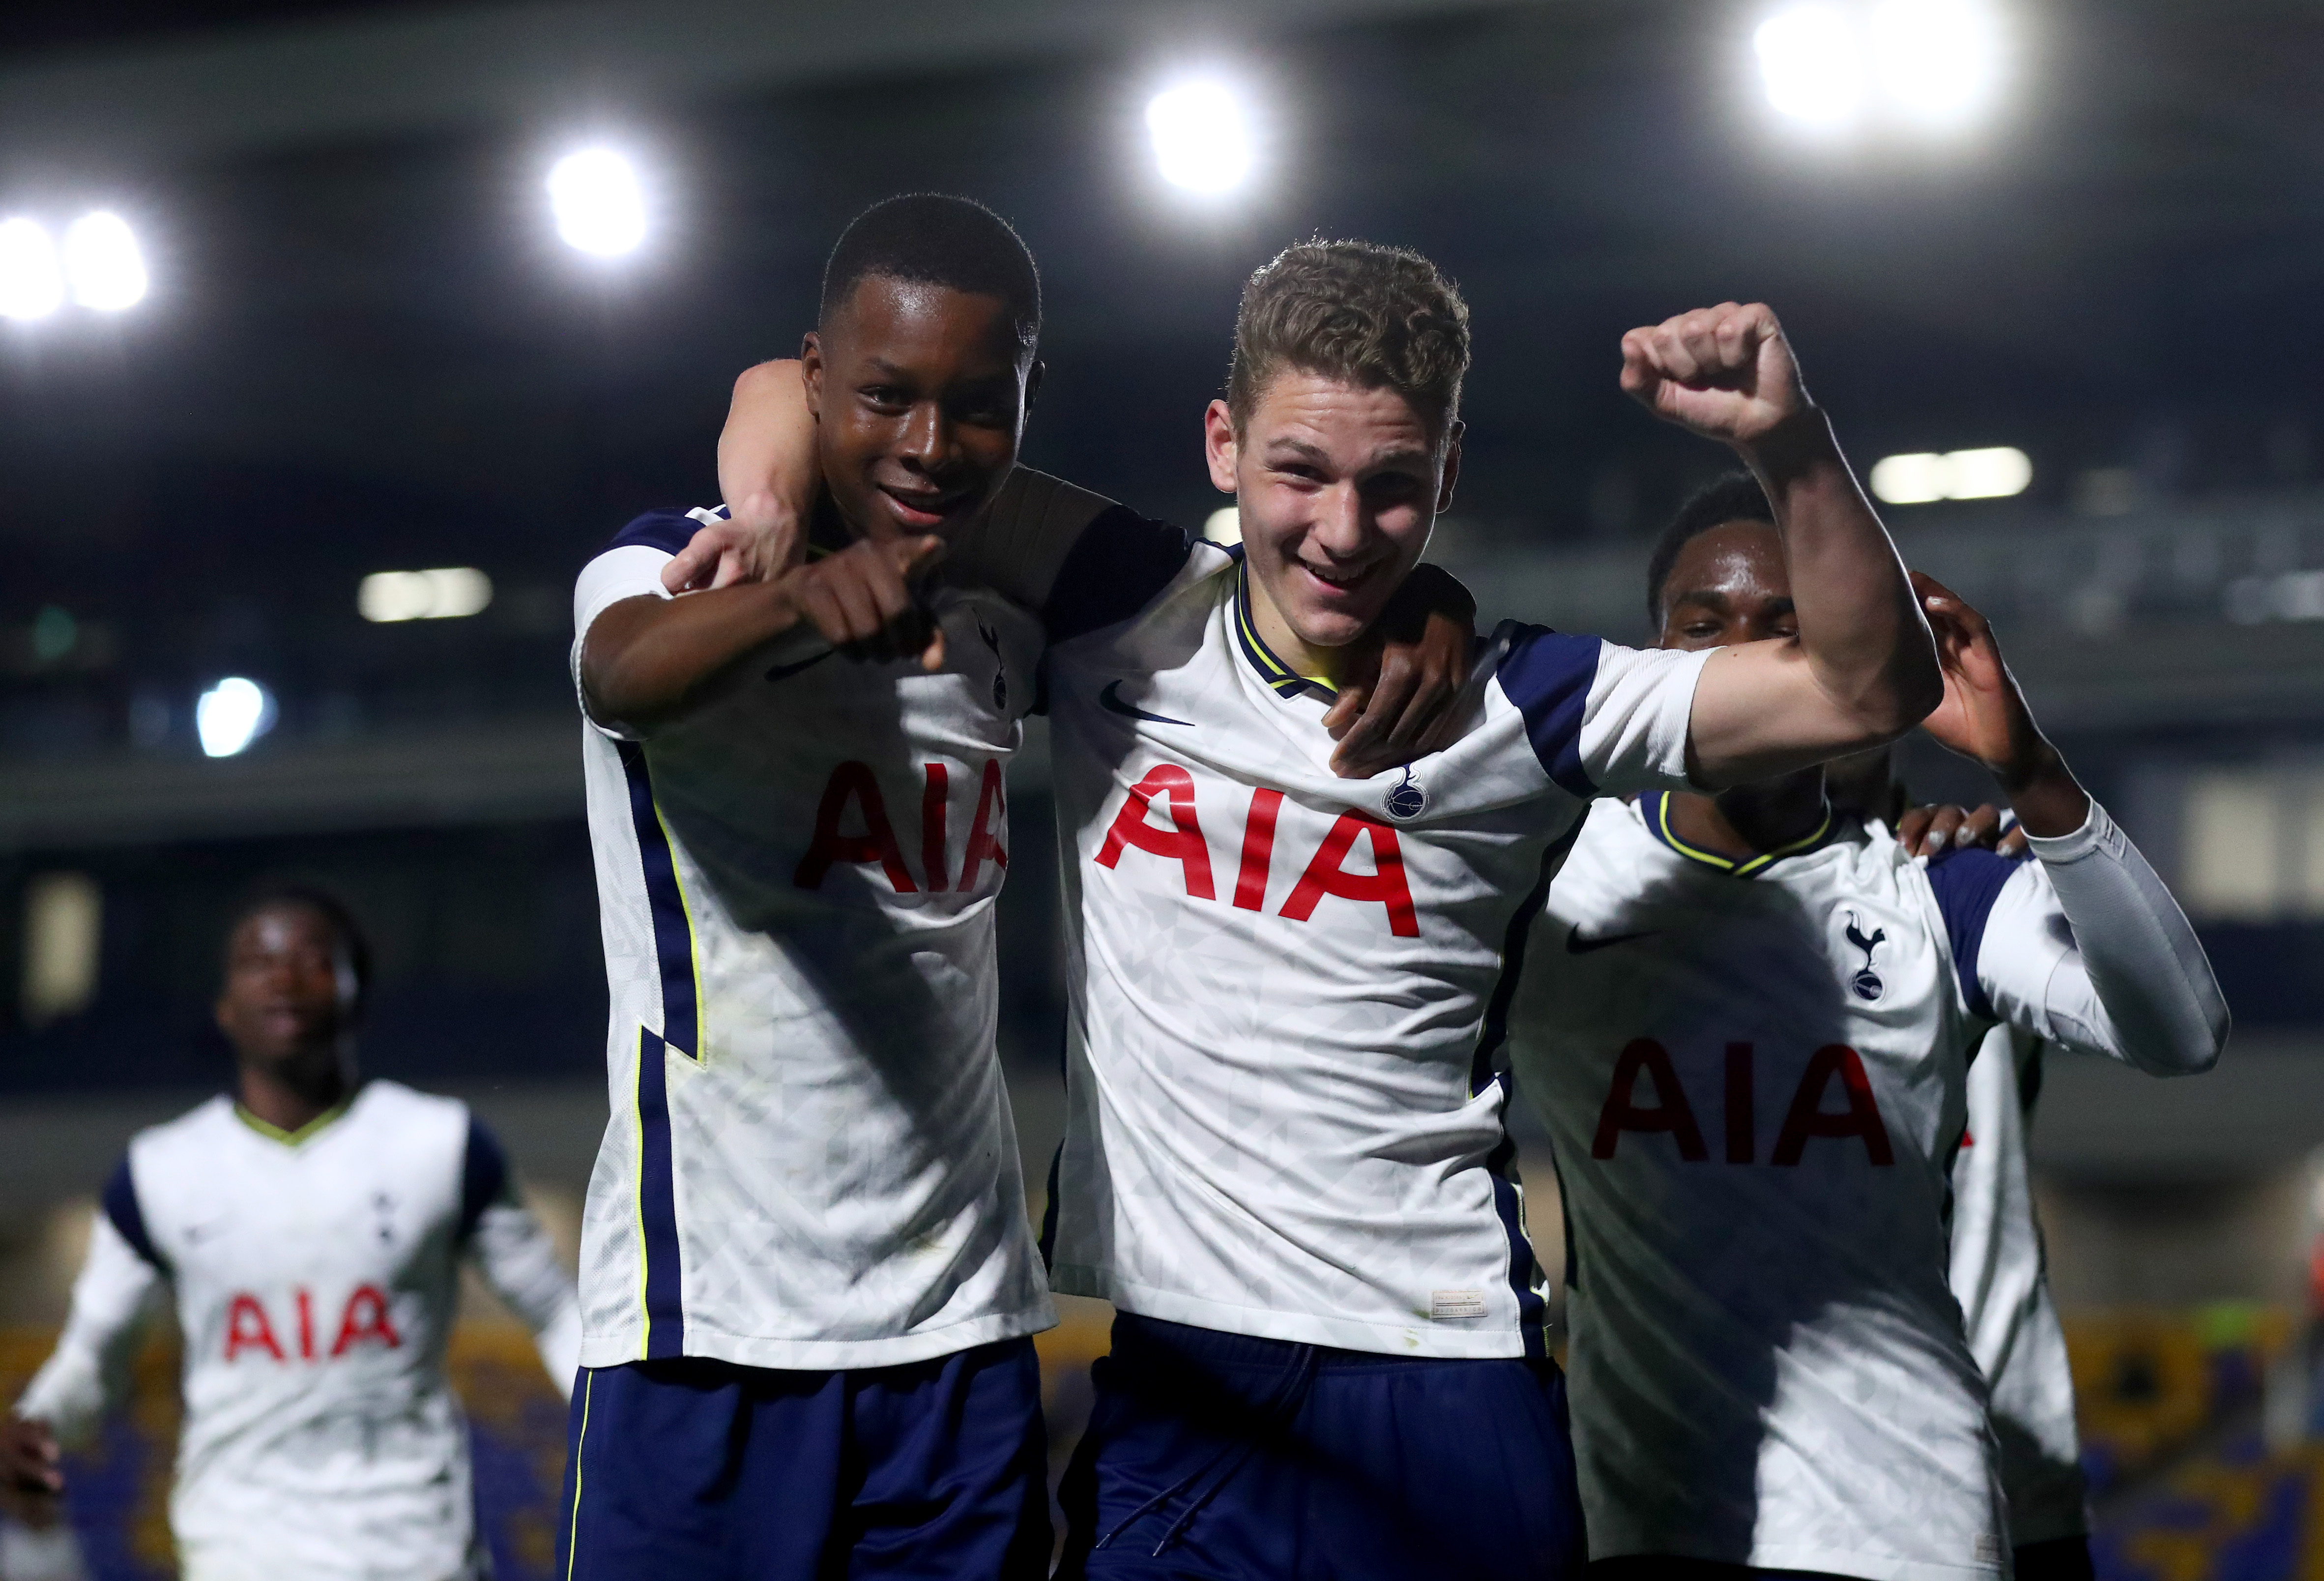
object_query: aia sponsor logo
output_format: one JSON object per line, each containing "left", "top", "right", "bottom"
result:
{"left": 224, "top": 1284, "right": 403, "bottom": 1362}
{"left": 1591, "top": 1039, "right": 1895, "bottom": 1167}
{"left": 793, "top": 760, "right": 1007, "bottom": 894}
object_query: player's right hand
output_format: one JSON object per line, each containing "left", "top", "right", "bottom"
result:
{"left": 777, "top": 534, "right": 949, "bottom": 672}
{"left": 663, "top": 491, "right": 802, "bottom": 594}
{"left": 1, "top": 1416, "right": 63, "bottom": 1496}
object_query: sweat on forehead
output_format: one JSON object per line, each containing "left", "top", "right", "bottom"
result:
{"left": 1656, "top": 520, "right": 1787, "bottom": 621}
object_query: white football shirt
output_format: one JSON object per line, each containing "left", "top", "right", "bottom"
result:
{"left": 1950, "top": 1025, "right": 2088, "bottom": 1546}
{"left": 572, "top": 504, "right": 1059, "bottom": 1371}
{"left": 1042, "top": 541, "right": 1712, "bottom": 1358}
{"left": 1516, "top": 796, "right": 2214, "bottom": 1581}
{"left": 15, "top": 1081, "right": 578, "bottom": 1581}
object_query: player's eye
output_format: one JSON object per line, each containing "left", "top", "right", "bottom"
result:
{"left": 859, "top": 385, "right": 910, "bottom": 411}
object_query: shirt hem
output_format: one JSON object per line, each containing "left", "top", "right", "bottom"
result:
{"left": 1050, "top": 1265, "right": 1531, "bottom": 1359}
{"left": 576, "top": 1301, "right": 1056, "bottom": 1373}
{"left": 1587, "top": 1537, "right": 2004, "bottom": 1581}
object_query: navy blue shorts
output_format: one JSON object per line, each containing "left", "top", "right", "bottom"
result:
{"left": 557, "top": 1339, "right": 1050, "bottom": 1581}
{"left": 1059, "top": 1313, "right": 1587, "bottom": 1580}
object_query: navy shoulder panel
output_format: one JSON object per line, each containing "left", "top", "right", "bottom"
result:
{"left": 458, "top": 1116, "right": 513, "bottom": 1243}
{"left": 1925, "top": 847, "right": 2027, "bottom": 1021}
{"left": 1041, "top": 504, "right": 1197, "bottom": 646}
{"left": 1494, "top": 625, "right": 1605, "bottom": 800}
{"left": 102, "top": 1156, "right": 166, "bottom": 1271}
{"left": 600, "top": 507, "right": 716, "bottom": 559}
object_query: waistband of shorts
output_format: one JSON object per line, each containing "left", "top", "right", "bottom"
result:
{"left": 1111, "top": 1312, "right": 1556, "bottom": 1375}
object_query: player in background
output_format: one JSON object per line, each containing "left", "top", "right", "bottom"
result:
{"left": 567, "top": 196, "right": 1476, "bottom": 1580}
{"left": 2, "top": 887, "right": 579, "bottom": 1581}
{"left": 1512, "top": 474, "right": 2225, "bottom": 1581}
{"left": 697, "top": 243, "right": 1943, "bottom": 1577}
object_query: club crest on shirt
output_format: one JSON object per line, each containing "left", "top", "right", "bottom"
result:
{"left": 977, "top": 621, "right": 1006, "bottom": 711}
{"left": 1386, "top": 766, "right": 1426, "bottom": 820}
{"left": 1843, "top": 910, "right": 1887, "bottom": 1001}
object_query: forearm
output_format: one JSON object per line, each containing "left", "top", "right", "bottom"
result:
{"left": 717, "top": 360, "right": 818, "bottom": 520}
{"left": 19, "top": 1225, "right": 159, "bottom": 1443}
{"left": 1987, "top": 804, "right": 2229, "bottom": 1076}
{"left": 1743, "top": 410, "right": 1941, "bottom": 735}
{"left": 581, "top": 582, "right": 804, "bottom": 732}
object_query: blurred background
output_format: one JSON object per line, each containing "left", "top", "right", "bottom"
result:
{"left": 4, "top": 0, "right": 2324, "bottom": 1574}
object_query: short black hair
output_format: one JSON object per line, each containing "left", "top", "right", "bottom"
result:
{"left": 223, "top": 883, "right": 373, "bottom": 1016}
{"left": 1645, "top": 470, "right": 1777, "bottom": 626}
{"left": 819, "top": 194, "right": 1041, "bottom": 354}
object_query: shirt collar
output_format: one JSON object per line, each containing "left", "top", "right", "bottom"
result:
{"left": 1640, "top": 790, "right": 1836, "bottom": 879}
{"left": 1233, "top": 560, "right": 1339, "bottom": 704}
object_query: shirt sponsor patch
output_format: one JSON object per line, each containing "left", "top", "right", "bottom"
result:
{"left": 1431, "top": 1289, "right": 1487, "bottom": 1320}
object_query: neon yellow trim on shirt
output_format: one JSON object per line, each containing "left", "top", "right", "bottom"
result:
{"left": 565, "top": 1369, "right": 594, "bottom": 1579}
{"left": 232, "top": 1098, "right": 352, "bottom": 1148}
{"left": 632, "top": 1028, "right": 651, "bottom": 1360}
{"left": 1648, "top": 791, "right": 1833, "bottom": 879}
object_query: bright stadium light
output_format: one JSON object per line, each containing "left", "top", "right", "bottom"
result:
{"left": 196, "top": 677, "right": 276, "bottom": 759}
{"left": 1204, "top": 507, "right": 1243, "bottom": 544}
{"left": 358, "top": 567, "right": 494, "bottom": 623}
{"left": 549, "top": 149, "right": 647, "bottom": 257}
{"left": 0, "top": 218, "right": 63, "bottom": 322}
{"left": 1754, "top": 6, "right": 1865, "bottom": 127}
{"left": 1870, "top": 446, "right": 2032, "bottom": 504}
{"left": 1868, "top": 0, "right": 2003, "bottom": 127}
{"left": 62, "top": 211, "right": 147, "bottom": 311}
{"left": 1147, "top": 80, "right": 1254, "bottom": 195}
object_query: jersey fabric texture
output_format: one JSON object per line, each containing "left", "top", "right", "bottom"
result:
{"left": 1042, "top": 537, "right": 1711, "bottom": 1359}
{"left": 1950, "top": 1025, "right": 2089, "bottom": 1545}
{"left": 1056, "top": 1313, "right": 1586, "bottom": 1580}
{"left": 1516, "top": 798, "right": 2210, "bottom": 1581}
{"left": 16, "top": 1082, "right": 578, "bottom": 1581}
{"left": 557, "top": 1340, "right": 1049, "bottom": 1581}
{"left": 571, "top": 503, "right": 1058, "bottom": 1373}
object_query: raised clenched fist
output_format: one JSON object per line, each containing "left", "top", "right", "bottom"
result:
{"left": 1619, "top": 302, "right": 1809, "bottom": 451}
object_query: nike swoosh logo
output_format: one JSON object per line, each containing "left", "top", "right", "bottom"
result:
{"left": 766, "top": 651, "right": 833, "bottom": 683}
{"left": 1099, "top": 680, "right": 1192, "bottom": 728}
{"left": 1566, "top": 925, "right": 1658, "bottom": 955}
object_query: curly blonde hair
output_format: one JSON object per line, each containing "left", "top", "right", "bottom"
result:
{"left": 1225, "top": 239, "right": 1471, "bottom": 444}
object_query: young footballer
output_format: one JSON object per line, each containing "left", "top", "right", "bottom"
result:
{"left": 1513, "top": 474, "right": 2226, "bottom": 1581}
{"left": 706, "top": 238, "right": 1945, "bottom": 1577}
{"left": 565, "top": 197, "right": 1470, "bottom": 1580}
{"left": 2, "top": 888, "right": 578, "bottom": 1581}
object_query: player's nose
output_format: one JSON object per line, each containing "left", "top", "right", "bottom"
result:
{"left": 897, "top": 401, "right": 952, "bottom": 471}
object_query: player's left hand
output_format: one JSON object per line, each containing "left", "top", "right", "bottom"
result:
{"left": 1325, "top": 564, "right": 1478, "bottom": 778}
{"left": 1913, "top": 572, "right": 2045, "bottom": 778}
{"left": 663, "top": 491, "right": 803, "bottom": 594}
{"left": 1895, "top": 802, "right": 2028, "bottom": 860}
{"left": 1620, "top": 302, "right": 1810, "bottom": 452}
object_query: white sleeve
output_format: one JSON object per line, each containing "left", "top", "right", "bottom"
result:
{"left": 15, "top": 1217, "right": 162, "bottom": 1445}
{"left": 1489, "top": 628, "right": 1712, "bottom": 800}
{"left": 570, "top": 545, "right": 677, "bottom": 740}
{"left": 1975, "top": 800, "right": 2229, "bottom": 1076}
{"left": 468, "top": 1200, "right": 581, "bottom": 1401}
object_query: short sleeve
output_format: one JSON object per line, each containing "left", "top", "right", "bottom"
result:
{"left": 572, "top": 508, "right": 721, "bottom": 736}
{"left": 1494, "top": 627, "right": 1711, "bottom": 799}
{"left": 100, "top": 1157, "right": 164, "bottom": 1271}
{"left": 1924, "top": 848, "right": 2032, "bottom": 1020}
{"left": 458, "top": 1116, "right": 514, "bottom": 1244}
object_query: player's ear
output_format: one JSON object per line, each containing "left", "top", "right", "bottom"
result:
{"left": 1204, "top": 399, "right": 1239, "bottom": 495}
{"left": 1435, "top": 422, "right": 1464, "bottom": 515}
{"left": 799, "top": 331, "right": 825, "bottom": 421}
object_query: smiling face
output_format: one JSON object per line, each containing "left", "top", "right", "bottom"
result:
{"left": 1656, "top": 518, "right": 1794, "bottom": 651}
{"left": 1206, "top": 370, "right": 1459, "bottom": 672}
{"left": 215, "top": 904, "right": 353, "bottom": 1068}
{"left": 802, "top": 275, "right": 1036, "bottom": 543}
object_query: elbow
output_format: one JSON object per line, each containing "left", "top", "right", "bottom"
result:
{"left": 2132, "top": 1003, "right": 2231, "bottom": 1079}
{"left": 1872, "top": 647, "right": 1946, "bottom": 740}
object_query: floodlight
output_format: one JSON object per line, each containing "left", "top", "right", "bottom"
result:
{"left": 1754, "top": 6, "right": 1864, "bottom": 126}
{"left": 359, "top": 567, "right": 494, "bottom": 622}
{"left": 196, "top": 677, "right": 276, "bottom": 759}
{"left": 1147, "top": 81, "right": 1254, "bottom": 195}
{"left": 1870, "top": 446, "right": 2032, "bottom": 504}
{"left": 1204, "top": 507, "right": 1243, "bottom": 544}
{"left": 1869, "top": 0, "right": 2002, "bottom": 126}
{"left": 1943, "top": 445, "right": 2031, "bottom": 498}
{"left": 0, "top": 219, "right": 63, "bottom": 322}
{"left": 1869, "top": 453, "right": 1947, "bottom": 505}
{"left": 549, "top": 149, "right": 648, "bottom": 257}
{"left": 62, "top": 212, "right": 147, "bottom": 311}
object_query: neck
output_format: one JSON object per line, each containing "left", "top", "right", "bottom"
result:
{"left": 1663, "top": 767, "right": 1830, "bottom": 861}
{"left": 1244, "top": 569, "right": 1349, "bottom": 688}
{"left": 237, "top": 1042, "right": 352, "bottom": 1135}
